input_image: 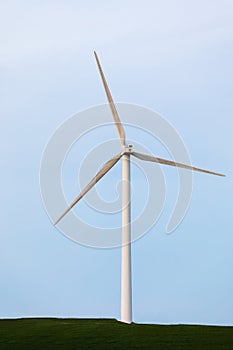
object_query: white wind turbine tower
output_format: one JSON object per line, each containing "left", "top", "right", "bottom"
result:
{"left": 55, "top": 52, "right": 225, "bottom": 324}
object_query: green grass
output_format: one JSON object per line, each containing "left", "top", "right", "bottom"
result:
{"left": 0, "top": 318, "right": 232, "bottom": 349}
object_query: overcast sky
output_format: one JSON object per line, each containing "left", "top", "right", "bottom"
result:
{"left": 1, "top": 0, "right": 233, "bottom": 324}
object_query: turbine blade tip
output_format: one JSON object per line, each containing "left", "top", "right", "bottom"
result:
{"left": 54, "top": 217, "right": 61, "bottom": 225}
{"left": 214, "top": 172, "right": 226, "bottom": 177}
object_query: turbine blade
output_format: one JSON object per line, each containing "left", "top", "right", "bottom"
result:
{"left": 54, "top": 153, "right": 122, "bottom": 225}
{"left": 132, "top": 151, "right": 225, "bottom": 177}
{"left": 94, "top": 51, "right": 126, "bottom": 146}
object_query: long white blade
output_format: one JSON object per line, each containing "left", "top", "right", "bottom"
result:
{"left": 54, "top": 153, "right": 122, "bottom": 225}
{"left": 94, "top": 51, "right": 126, "bottom": 146}
{"left": 132, "top": 151, "right": 225, "bottom": 177}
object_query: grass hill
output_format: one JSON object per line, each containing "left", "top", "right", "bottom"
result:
{"left": 0, "top": 318, "right": 232, "bottom": 349}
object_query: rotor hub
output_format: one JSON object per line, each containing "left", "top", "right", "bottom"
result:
{"left": 123, "top": 144, "right": 133, "bottom": 154}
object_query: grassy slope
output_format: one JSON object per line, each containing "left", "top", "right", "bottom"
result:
{"left": 0, "top": 318, "right": 232, "bottom": 350}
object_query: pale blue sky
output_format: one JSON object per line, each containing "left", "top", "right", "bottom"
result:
{"left": 1, "top": 0, "right": 233, "bottom": 324}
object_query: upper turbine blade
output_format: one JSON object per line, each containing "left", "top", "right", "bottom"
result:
{"left": 94, "top": 51, "right": 126, "bottom": 146}
{"left": 132, "top": 151, "right": 225, "bottom": 177}
{"left": 54, "top": 153, "right": 122, "bottom": 225}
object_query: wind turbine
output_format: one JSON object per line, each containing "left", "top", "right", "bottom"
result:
{"left": 55, "top": 52, "right": 225, "bottom": 324}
